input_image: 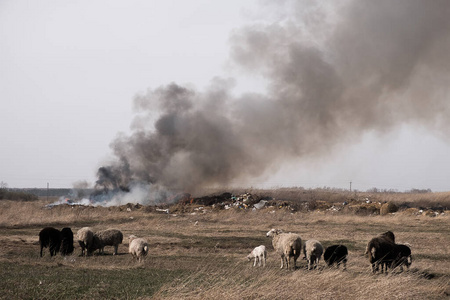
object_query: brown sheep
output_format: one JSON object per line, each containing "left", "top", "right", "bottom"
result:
{"left": 364, "top": 231, "right": 395, "bottom": 273}
{"left": 94, "top": 229, "right": 123, "bottom": 255}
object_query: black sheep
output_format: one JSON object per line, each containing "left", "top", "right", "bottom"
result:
{"left": 39, "top": 227, "right": 61, "bottom": 257}
{"left": 384, "top": 244, "right": 412, "bottom": 272}
{"left": 60, "top": 227, "right": 74, "bottom": 256}
{"left": 324, "top": 245, "right": 348, "bottom": 269}
{"left": 364, "top": 231, "right": 396, "bottom": 273}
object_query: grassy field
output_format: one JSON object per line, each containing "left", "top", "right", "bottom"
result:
{"left": 0, "top": 191, "right": 449, "bottom": 299}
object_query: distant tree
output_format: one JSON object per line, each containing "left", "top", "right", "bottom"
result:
{"left": 367, "top": 187, "right": 379, "bottom": 193}
{"left": 0, "top": 183, "right": 37, "bottom": 201}
{"left": 409, "top": 188, "right": 432, "bottom": 194}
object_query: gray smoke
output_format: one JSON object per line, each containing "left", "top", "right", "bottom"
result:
{"left": 98, "top": 0, "right": 450, "bottom": 197}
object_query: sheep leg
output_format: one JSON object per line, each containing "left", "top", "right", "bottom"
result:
{"left": 372, "top": 262, "right": 378, "bottom": 273}
{"left": 50, "top": 241, "right": 56, "bottom": 256}
{"left": 253, "top": 257, "right": 257, "bottom": 267}
{"left": 114, "top": 245, "right": 118, "bottom": 255}
{"left": 381, "top": 262, "right": 386, "bottom": 273}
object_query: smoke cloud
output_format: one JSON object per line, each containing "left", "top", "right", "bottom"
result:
{"left": 94, "top": 0, "right": 450, "bottom": 202}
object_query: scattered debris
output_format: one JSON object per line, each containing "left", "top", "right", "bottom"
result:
{"left": 253, "top": 200, "right": 268, "bottom": 210}
{"left": 42, "top": 191, "right": 449, "bottom": 217}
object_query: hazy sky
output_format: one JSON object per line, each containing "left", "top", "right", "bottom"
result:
{"left": 1, "top": 0, "right": 449, "bottom": 192}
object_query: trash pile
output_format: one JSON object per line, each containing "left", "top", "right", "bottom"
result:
{"left": 171, "top": 192, "right": 279, "bottom": 212}
{"left": 44, "top": 190, "right": 449, "bottom": 217}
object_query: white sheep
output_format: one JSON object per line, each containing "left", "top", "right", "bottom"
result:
{"left": 95, "top": 229, "right": 123, "bottom": 255}
{"left": 129, "top": 235, "right": 149, "bottom": 262}
{"left": 247, "top": 245, "right": 267, "bottom": 267}
{"left": 266, "top": 229, "right": 302, "bottom": 270}
{"left": 303, "top": 239, "right": 324, "bottom": 270}
{"left": 76, "top": 227, "right": 94, "bottom": 256}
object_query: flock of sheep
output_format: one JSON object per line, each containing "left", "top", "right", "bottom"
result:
{"left": 39, "top": 226, "right": 411, "bottom": 273}
{"left": 39, "top": 227, "right": 149, "bottom": 262}
{"left": 247, "top": 229, "right": 411, "bottom": 273}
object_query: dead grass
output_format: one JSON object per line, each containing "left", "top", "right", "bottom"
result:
{"left": 0, "top": 195, "right": 449, "bottom": 299}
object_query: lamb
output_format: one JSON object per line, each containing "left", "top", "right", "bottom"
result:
{"left": 39, "top": 227, "right": 61, "bottom": 257}
{"left": 59, "top": 227, "right": 74, "bottom": 256}
{"left": 94, "top": 229, "right": 123, "bottom": 255}
{"left": 247, "top": 245, "right": 267, "bottom": 267}
{"left": 364, "top": 231, "right": 396, "bottom": 273}
{"left": 266, "top": 229, "right": 302, "bottom": 270}
{"left": 129, "top": 235, "right": 149, "bottom": 262}
{"left": 303, "top": 239, "right": 324, "bottom": 270}
{"left": 76, "top": 227, "right": 94, "bottom": 256}
{"left": 323, "top": 245, "right": 348, "bottom": 270}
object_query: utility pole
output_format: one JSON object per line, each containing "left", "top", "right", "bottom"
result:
{"left": 47, "top": 182, "right": 49, "bottom": 202}
{"left": 349, "top": 181, "right": 352, "bottom": 192}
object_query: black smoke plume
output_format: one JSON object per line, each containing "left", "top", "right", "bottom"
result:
{"left": 94, "top": 0, "right": 450, "bottom": 202}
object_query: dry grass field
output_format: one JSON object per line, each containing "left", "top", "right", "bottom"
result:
{"left": 0, "top": 190, "right": 449, "bottom": 299}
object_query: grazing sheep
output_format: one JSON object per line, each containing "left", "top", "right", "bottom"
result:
{"left": 303, "top": 239, "right": 324, "bottom": 270}
{"left": 364, "top": 231, "right": 396, "bottom": 273}
{"left": 94, "top": 229, "right": 123, "bottom": 255}
{"left": 77, "top": 227, "right": 94, "bottom": 256}
{"left": 60, "top": 227, "right": 74, "bottom": 256}
{"left": 385, "top": 244, "right": 412, "bottom": 272}
{"left": 324, "top": 245, "right": 348, "bottom": 270}
{"left": 247, "top": 245, "right": 267, "bottom": 267}
{"left": 266, "top": 229, "right": 302, "bottom": 270}
{"left": 39, "top": 227, "right": 61, "bottom": 257}
{"left": 129, "top": 235, "right": 149, "bottom": 262}
{"left": 89, "top": 233, "right": 105, "bottom": 254}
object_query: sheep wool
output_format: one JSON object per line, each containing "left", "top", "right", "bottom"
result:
{"left": 247, "top": 245, "right": 267, "bottom": 267}
{"left": 77, "top": 227, "right": 94, "bottom": 256}
{"left": 95, "top": 229, "right": 123, "bottom": 255}
{"left": 303, "top": 239, "right": 324, "bottom": 270}
{"left": 129, "top": 235, "right": 149, "bottom": 262}
{"left": 39, "top": 227, "right": 61, "bottom": 257}
{"left": 60, "top": 227, "right": 74, "bottom": 256}
{"left": 266, "top": 229, "right": 302, "bottom": 270}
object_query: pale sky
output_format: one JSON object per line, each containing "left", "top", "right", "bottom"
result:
{"left": 1, "top": 0, "right": 449, "bottom": 192}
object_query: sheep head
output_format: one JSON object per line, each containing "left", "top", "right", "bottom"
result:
{"left": 266, "top": 228, "right": 283, "bottom": 237}
{"left": 128, "top": 235, "right": 137, "bottom": 243}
